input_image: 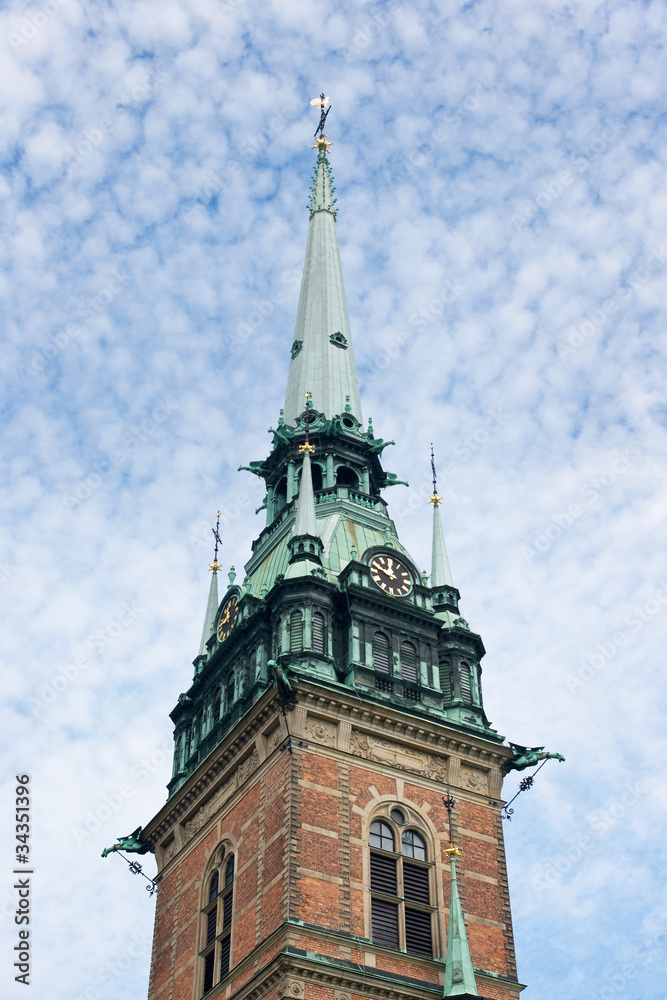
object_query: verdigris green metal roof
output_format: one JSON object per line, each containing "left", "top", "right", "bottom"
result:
{"left": 283, "top": 150, "right": 363, "bottom": 425}
{"left": 244, "top": 502, "right": 417, "bottom": 596}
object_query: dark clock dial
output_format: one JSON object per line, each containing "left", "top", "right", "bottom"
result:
{"left": 217, "top": 596, "right": 239, "bottom": 642}
{"left": 369, "top": 554, "right": 412, "bottom": 597}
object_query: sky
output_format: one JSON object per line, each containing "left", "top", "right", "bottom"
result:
{"left": 1, "top": 0, "right": 666, "bottom": 997}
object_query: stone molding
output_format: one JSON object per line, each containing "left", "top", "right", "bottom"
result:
{"left": 148, "top": 681, "right": 513, "bottom": 870}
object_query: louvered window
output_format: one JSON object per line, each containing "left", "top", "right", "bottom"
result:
{"left": 403, "top": 863, "right": 429, "bottom": 903}
{"left": 200, "top": 853, "right": 235, "bottom": 995}
{"left": 276, "top": 620, "right": 282, "bottom": 656}
{"left": 405, "top": 907, "right": 432, "bottom": 956}
{"left": 370, "top": 853, "right": 398, "bottom": 895}
{"left": 369, "top": 819, "right": 433, "bottom": 957}
{"left": 212, "top": 692, "right": 221, "bottom": 723}
{"left": 290, "top": 611, "right": 303, "bottom": 652}
{"left": 460, "top": 663, "right": 473, "bottom": 704}
{"left": 440, "top": 660, "right": 452, "bottom": 702}
{"left": 249, "top": 650, "right": 257, "bottom": 682}
{"left": 373, "top": 632, "right": 390, "bottom": 673}
{"left": 401, "top": 641, "right": 418, "bottom": 683}
{"left": 226, "top": 674, "right": 235, "bottom": 709}
{"left": 312, "top": 612, "right": 325, "bottom": 654}
{"left": 371, "top": 899, "right": 399, "bottom": 948}
{"left": 172, "top": 732, "right": 183, "bottom": 776}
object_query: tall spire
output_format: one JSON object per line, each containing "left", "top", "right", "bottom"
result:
{"left": 197, "top": 565, "right": 219, "bottom": 658}
{"left": 293, "top": 448, "right": 318, "bottom": 538}
{"left": 287, "top": 410, "right": 324, "bottom": 572}
{"left": 443, "top": 846, "right": 479, "bottom": 997}
{"left": 197, "top": 513, "right": 222, "bottom": 659}
{"left": 430, "top": 445, "right": 454, "bottom": 586}
{"left": 283, "top": 115, "right": 363, "bottom": 425}
{"left": 442, "top": 791, "right": 478, "bottom": 998}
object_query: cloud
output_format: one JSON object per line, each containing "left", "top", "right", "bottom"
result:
{"left": 1, "top": 1, "right": 666, "bottom": 998}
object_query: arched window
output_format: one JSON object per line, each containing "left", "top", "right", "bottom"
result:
{"left": 312, "top": 611, "right": 325, "bottom": 654}
{"left": 373, "top": 632, "right": 390, "bottom": 673}
{"left": 201, "top": 853, "right": 235, "bottom": 995}
{"left": 336, "top": 466, "right": 358, "bottom": 488}
{"left": 311, "top": 463, "right": 323, "bottom": 491}
{"left": 460, "top": 662, "right": 473, "bottom": 704}
{"left": 369, "top": 818, "right": 433, "bottom": 957}
{"left": 400, "top": 641, "right": 418, "bottom": 683}
{"left": 290, "top": 610, "right": 304, "bottom": 652}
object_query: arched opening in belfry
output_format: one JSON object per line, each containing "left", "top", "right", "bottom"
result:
{"left": 336, "top": 465, "right": 358, "bottom": 488}
{"left": 274, "top": 476, "right": 287, "bottom": 512}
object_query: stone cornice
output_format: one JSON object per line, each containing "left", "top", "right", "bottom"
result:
{"left": 202, "top": 932, "right": 525, "bottom": 1000}
{"left": 143, "top": 678, "right": 514, "bottom": 859}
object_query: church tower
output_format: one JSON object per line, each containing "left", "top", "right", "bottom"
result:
{"left": 140, "top": 121, "right": 526, "bottom": 1000}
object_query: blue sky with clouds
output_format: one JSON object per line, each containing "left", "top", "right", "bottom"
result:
{"left": 1, "top": 0, "right": 666, "bottom": 997}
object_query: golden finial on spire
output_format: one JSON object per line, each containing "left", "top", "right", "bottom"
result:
{"left": 429, "top": 443, "right": 442, "bottom": 505}
{"left": 311, "top": 134, "right": 334, "bottom": 153}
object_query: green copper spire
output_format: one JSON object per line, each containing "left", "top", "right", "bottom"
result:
{"left": 431, "top": 501, "right": 454, "bottom": 587}
{"left": 293, "top": 446, "right": 318, "bottom": 538}
{"left": 444, "top": 845, "right": 479, "bottom": 998}
{"left": 283, "top": 135, "right": 363, "bottom": 425}
{"left": 197, "top": 563, "right": 219, "bottom": 658}
{"left": 429, "top": 446, "right": 454, "bottom": 587}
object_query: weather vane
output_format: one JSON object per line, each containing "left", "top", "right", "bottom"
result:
{"left": 442, "top": 789, "right": 461, "bottom": 856}
{"left": 210, "top": 511, "right": 222, "bottom": 572}
{"left": 428, "top": 443, "right": 442, "bottom": 506}
{"left": 310, "top": 93, "right": 331, "bottom": 137}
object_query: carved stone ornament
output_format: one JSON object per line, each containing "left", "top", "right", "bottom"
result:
{"left": 460, "top": 765, "right": 489, "bottom": 794}
{"left": 350, "top": 730, "right": 449, "bottom": 782}
{"left": 208, "top": 777, "right": 236, "bottom": 816}
{"left": 162, "top": 838, "right": 178, "bottom": 864}
{"left": 266, "top": 727, "right": 283, "bottom": 754}
{"left": 305, "top": 719, "right": 336, "bottom": 747}
{"left": 277, "top": 980, "right": 304, "bottom": 999}
{"left": 183, "top": 805, "right": 207, "bottom": 843}
{"left": 236, "top": 749, "right": 260, "bottom": 785}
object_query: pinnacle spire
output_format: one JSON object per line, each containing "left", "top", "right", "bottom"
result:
{"left": 432, "top": 502, "right": 454, "bottom": 587}
{"left": 443, "top": 847, "right": 479, "bottom": 997}
{"left": 293, "top": 447, "right": 318, "bottom": 538}
{"left": 197, "top": 564, "right": 219, "bottom": 657}
{"left": 429, "top": 445, "right": 454, "bottom": 587}
{"left": 442, "top": 791, "right": 478, "bottom": 998}
{"left": 283, "top": 113, "right": 362, "bottom": 425}
{"left": 197, "top": 512, "right": 222, "bottom": 658}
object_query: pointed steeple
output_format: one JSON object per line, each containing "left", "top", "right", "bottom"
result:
{"left": 429, "top": 445, "right": 454, "bottom": 587}
{"left": 287, "top": 435, "right": 323, "bottom": 571}
{"left": 283, "top": 135, "right": 363, "bottom": 425}
{"left": 432, "top": 502, "right": 454, "bottom": 587}
{"left": 197, "top": 566, "right": 219, "bottom": 658}
{"left": 293, "top": 448, "right": 318, "bottom": 538}
{"left": 444, "top": 846, "right": 479, "bottom": 997}
{"left": 442, "top": 791, "right": 478, "bottom": 998}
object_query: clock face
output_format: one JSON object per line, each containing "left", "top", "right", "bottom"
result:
{"left": 369, "top": 554, "right": 412, "bottom": 597}
{"left": 217, "top": 596, "right": 239, "bottom": 642}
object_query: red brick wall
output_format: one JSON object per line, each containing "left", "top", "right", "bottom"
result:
{"left": 149, "top": 741, "right": 517, "bottom": 1000}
